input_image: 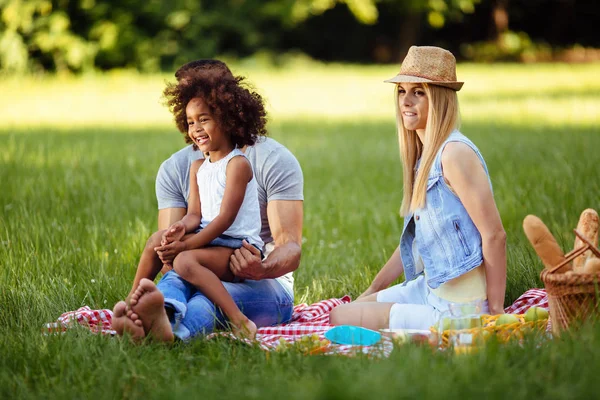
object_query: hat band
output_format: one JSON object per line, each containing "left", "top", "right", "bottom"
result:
{"left": 399, "top": 70, "right": 454, "bottom": 83}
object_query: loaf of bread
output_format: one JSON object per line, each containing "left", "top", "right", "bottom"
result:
{"left": 523, "top": 215, "right": 568, "bottom": 272}
{"left": 574, "top": 257, "right": 600, "bottom": 274}
{"left": 573, "top": 209, "right": 599, "bottom": 271}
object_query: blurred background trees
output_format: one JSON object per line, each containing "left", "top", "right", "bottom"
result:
{"left": 0, "top": 0, "right": 597, "bottom": 74}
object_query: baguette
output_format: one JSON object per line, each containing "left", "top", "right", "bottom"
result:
{"left": 575, "top": 257, "right": 600, "bottom": 275}
{"left": 523, "top": 215, "right": 568, "bottom": 272}
{"left": 573, "top": 208, "right": 599, "bottom": 271}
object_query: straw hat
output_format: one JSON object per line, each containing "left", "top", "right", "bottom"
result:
{"left": 384, "top": 46, "right": 464, "bottom": 91}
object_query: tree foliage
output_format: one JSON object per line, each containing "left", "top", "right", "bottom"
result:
{"left": 0, "top": 0, "right": 596, "bottom": 73}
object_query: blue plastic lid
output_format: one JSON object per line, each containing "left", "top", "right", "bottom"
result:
{"left": 324, "top": 325, "right": 382, "bottom": 346}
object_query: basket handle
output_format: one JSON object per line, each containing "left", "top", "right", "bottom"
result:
{"left": 547, "top": 229, "right": 600, "bottom": 274}
{"left": 573, "top": 229, "right": 600, "bottom": 257}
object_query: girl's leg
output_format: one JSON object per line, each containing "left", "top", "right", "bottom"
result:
{"left": 173, "top": 247, "right": 257, "bottom": 338}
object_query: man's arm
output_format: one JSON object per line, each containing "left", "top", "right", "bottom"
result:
{"left": 229, "top": 200, "right": 303, "bottom": 280}
{"left": 158, "top": 208, "right": 187, "bottom": 231}
{"left": 156, "top": 158, "right": 188, "bottom": 273}
{"left": 157, "top": 209, "right": 185, "bottom": 274}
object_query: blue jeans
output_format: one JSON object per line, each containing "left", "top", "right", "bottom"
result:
{"left": 157, "top": 270, "right": 294, "bottom": 340}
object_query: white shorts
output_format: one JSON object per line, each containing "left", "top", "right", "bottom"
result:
{"left": 377, "top": 274, "right": 488, "bottom": 330}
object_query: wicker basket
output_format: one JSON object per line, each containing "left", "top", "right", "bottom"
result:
{"left": 431, "top": 314, "right": 548, "bottom": 349}
{"left": 541, "top": 269, "right": 600, "bottom": 335}
{"left": 539, "top": 229, "right": 600, "bottom": 335}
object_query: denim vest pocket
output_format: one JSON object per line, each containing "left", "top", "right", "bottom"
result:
{"left": 452, "top": 219, "right": 471, "bottom": 257}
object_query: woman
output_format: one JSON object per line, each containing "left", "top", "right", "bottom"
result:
{"left": 330, "top": 46, "right": 506, "bottom": 331}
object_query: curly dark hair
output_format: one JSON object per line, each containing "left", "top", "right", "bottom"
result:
{"left": 163, "top": 68, "right": 268, "bottom": 149}
{"left": 174, "top": 59, "right": 232, "bottom": 80}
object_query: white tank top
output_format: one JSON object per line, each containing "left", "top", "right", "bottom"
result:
{"left": 197, "top": 148, "right": 263, "bottom": 250}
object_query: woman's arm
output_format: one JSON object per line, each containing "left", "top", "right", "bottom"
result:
{"left": 359, "top": 246, "right": 404, "bottom": 299}
{"left": 442, "top": 142, "right": 507, "bottom": 315}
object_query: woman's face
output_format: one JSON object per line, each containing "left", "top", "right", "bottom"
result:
{"left": 398, "top": 83, "right": 429, "bottom": 132}
{"left": 185, "top": 97, "right": 226, "bottom": 153}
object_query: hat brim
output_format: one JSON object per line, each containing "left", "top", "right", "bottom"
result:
{"left": 384, "top": 74, "right": 463, "bottom": 91}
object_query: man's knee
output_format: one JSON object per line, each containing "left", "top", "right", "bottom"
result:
{"left": 146, "top": 230, "right": 164, "bottom": 249}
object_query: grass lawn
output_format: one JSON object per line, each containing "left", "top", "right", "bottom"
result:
{"left": 1, "top": 62, "right": 599, "bottom": 399}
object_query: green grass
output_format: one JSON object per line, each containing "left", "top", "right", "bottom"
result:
{"left": 1, "top": 62, "right": 600, "bottom": 399}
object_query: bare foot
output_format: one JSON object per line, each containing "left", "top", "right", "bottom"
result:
{"left": 231, "top": 317, "right": 257, "bottom": 340}
{"left": 129, "top": 278, "right": 174, "bottom": 342}
{"left": 112, "top": 301, "right": 145, "bottom": 340}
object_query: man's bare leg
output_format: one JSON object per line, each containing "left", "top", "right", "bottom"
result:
{"left": 128, "top": 278, "right": 174, "bottom": 342}
{"left": 112, "top": 301, "right": 145, "bottom": 340}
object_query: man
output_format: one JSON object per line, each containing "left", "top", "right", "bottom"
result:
{"left": 112, "top": 60, "right": 303, "bottom": 341}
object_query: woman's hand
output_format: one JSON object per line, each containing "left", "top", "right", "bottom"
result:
{"left": 488, "top": 305, "right": 505, "bottom": 315}
{"left": 357, "top": 286, "right": 377, "bottom": 300}
{"left": 162, "top": 221, "right": 186, "bottom": 245}
{"left": 154, "top": 240, "right": 186, "bottom": 265}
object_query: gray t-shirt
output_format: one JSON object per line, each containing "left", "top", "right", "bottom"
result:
{"left": 156, "top": 137, "right": 304, "bottom": 283}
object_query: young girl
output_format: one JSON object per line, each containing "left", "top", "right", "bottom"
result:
{"left": 329, "top": 46, "right": 507, "bottom": 331}
{"left": 127, "top": 67, "right": 268, "bottom": 338}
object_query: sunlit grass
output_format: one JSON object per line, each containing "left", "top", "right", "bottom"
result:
{"left": 1, "top": 63, "right": 600, "bottom": 399}
{"left": 1, "top": 62, "right": 599, "bottom": 127}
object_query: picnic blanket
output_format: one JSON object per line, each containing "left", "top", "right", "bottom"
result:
{"left": 44, "top": 289, "right": 550, "bottom": 354}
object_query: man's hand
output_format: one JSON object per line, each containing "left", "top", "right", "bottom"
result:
{"left": 230, "top": 240, "right": 266, "bottom": 280}
{"left": 154, "top": 240, "right": 186, "bottom": 265}
{"left": 162, "top": 221, "right": 186, "bottom": 245}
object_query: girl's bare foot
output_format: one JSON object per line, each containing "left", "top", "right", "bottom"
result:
{"left": 129, "top": 278, "right": 174, "bottom": 342}
{"left": 112, "top": 301, "right": 145, "bottom": 340}
{"left": 231, "top": 317, "right": 257, "bottom": 340}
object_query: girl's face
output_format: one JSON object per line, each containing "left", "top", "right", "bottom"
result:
{"left": 186, "top": 97, "right": 227, "bottom": 153}
{"left": 398, "top": 83, "right": 429, "bottom": 132}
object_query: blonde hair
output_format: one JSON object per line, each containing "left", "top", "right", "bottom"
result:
{"left": 395, "top": 83, "right": 460, "bottom": 215}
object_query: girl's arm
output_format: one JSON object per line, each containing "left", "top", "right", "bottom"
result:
{"left": 182, "top": 156, "right": 253, "bottom": 250}
{"left": 359, "top": 246, "right": 404, "bottom": 298}
{"left": 442, "top": 142, "right": 507, "bottom": 315}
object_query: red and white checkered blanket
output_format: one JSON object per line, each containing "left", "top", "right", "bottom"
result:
{"left": 44, "top": 289, "right": 549, "bottom": 354}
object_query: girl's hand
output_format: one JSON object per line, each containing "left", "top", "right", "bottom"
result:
{"left": 162, "top": 222, "right": 186, "bottom": 245}
{"left": 154, "top": 240, "right": 186, "bottom": 264}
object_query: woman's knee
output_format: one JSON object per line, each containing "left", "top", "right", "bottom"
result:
{"left": 329, "top": 304, "right": 347, "bottom": 325}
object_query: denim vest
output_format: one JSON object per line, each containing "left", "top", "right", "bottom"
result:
{"left": 399, "top": 130, "right": 492, "bottom": 289}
